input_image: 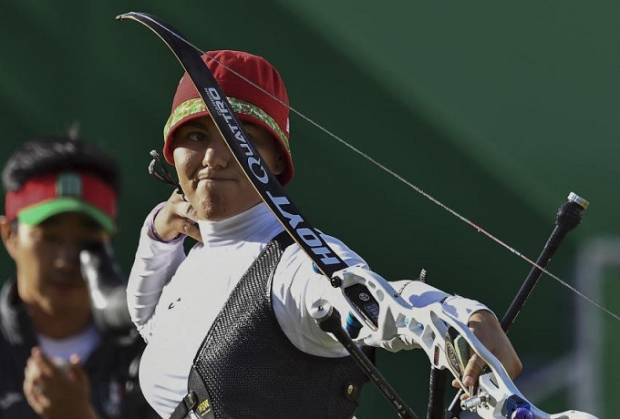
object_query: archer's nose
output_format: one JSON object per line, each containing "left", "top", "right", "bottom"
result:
{"left": 201, "top": 134, "right": 230, "bottom": 169}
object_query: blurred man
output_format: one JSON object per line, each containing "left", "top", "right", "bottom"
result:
{"left": 0, "top": 136, "right": 157, "bottom": 418}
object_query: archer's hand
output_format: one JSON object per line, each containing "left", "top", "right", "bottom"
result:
{"left": 451, "top": 310, "right": 522, "bottom": 391}
{"left": 154, "top": 189, "right": 202, "bottom": 242}
{"left": 23, "top": 348, "right": 98, "bottom": 419}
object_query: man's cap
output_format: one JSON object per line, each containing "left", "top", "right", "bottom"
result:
{"left": 4, "top": 171, "right": 117, "bottom": 232}
{"left": 163, "top": 50, "right": 294, "bottom": 185}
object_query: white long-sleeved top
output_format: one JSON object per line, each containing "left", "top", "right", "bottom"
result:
{"left": 127, "top": 203, "right": 490, "bottom": 418}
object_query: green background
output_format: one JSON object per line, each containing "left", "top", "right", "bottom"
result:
{"left": 1, "top": 1, "right": 617, "bottom": 417}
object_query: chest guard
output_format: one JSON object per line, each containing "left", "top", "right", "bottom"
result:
{"left": 171, "top": 232, "right": 370, "bottom": 419}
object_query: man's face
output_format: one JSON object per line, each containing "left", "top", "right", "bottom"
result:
{"left": 172, "top": 116, "right": 284, "bottom": 221}
{"left": 1, "top": 212, "right": 110, "bottom": 315}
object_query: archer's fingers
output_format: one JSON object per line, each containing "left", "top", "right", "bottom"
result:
{"left": 451, "top": 378, "right": 463, "bottom": 390}
{"left": 177, "top": 201, "right": 198, "bottom": 221}
{"left": 169, "top": 188, "right": 186, "bottom": 202}
{"left": 181, "top": 221, "right": 202, "bottom": 243}
{"left": 176, "top": 201, "right": 201, "bottom": 241}
{"left": 462, "top": 354, "right": 485, "bottom": 388}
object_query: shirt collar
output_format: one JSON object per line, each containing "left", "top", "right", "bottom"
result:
{"left": 196, "top": 203, "right": 282, "bottom": 248}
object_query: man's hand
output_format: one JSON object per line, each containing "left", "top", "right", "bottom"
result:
{"left": 451, "top": 310, "right": 522, "bottom": 391}
{"left": 153, "top": 190, "right": 202, "bottom": 242}
{"left": 23, "top": 347, "right": 98, "bottom": 419}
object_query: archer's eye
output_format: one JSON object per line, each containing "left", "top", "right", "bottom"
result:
{"left": 186, "top": 131, "right": 208, "bottom": 142}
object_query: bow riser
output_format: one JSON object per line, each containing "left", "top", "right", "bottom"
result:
{"left": 335, "top": 266, "right": 597, "bottom": 419}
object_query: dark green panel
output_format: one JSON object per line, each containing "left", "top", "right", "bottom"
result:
{"left": 277, "top": 0, "right": 620, "bottom": 237}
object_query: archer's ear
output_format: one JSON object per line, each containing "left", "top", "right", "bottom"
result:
{"left": 0, "top": 216, "right": 18, "bottom": 260}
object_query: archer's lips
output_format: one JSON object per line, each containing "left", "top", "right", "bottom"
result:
{"left": 195, "top": 177, "right": 235, "bottom": 183}
{"left": 194, "top": 177, "right": 236, "bottom": 188}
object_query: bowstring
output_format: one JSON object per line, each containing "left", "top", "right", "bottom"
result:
{"left": 156, "top": 20, "right": 620, "bottom": 323}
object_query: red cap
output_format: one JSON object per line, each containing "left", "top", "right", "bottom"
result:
{"left": 163, "top": 50, "right": 294, "bottom": 185}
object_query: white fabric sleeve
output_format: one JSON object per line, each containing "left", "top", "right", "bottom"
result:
{"left": 272, "top": 237, "right": 493, "bottom": 356}
{"left": 126, "top": 203, "right": 187, "bottom": 341}
{"left": 271, "top": 233, "right": 367, "bottom": 358}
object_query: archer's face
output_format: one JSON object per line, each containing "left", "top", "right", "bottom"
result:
{"left": 172, "top": 116, "right": 284, "bottom": 221}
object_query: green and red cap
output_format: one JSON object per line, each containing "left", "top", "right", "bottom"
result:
{"left": 4, "top": 171, "right": 117, "bottom": 232}
{"left": 163, "top": 50, "right": 294, "bottom": 185}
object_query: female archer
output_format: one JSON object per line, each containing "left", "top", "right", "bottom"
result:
{"left": 127, "top": 49, "right": 521, "bottom": 419}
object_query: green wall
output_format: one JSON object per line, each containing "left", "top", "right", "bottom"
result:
{"left": 0, "top": 1, "right": 616, "bottom": 417}
{"left": 278, "top": 0, "right": 620, "bottom": 237}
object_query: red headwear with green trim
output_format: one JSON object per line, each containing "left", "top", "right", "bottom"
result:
{"left": 4, "top": 171, "right": 117, "bottom": 233}
{"left": 163, "top": 50, "right": 294, "bottom": 185}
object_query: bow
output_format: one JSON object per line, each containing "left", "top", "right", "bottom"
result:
{"left": 117, "top": 11, "right": 614, "bottom": 419}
